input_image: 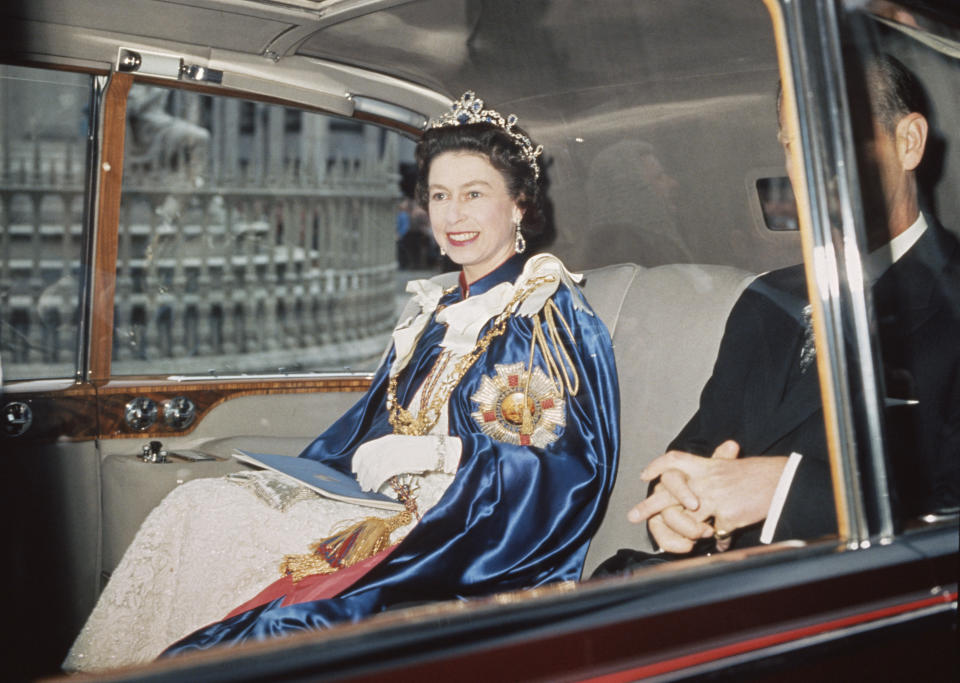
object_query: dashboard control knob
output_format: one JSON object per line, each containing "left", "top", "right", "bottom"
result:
{"left": 2, "top": 402, "right": 33, "bottom": 437}
{"left": 124, "top": 397, "right": 158, "bottom": 431}
{"left": 161, "top": 396, "right": 196, "bottom": 430}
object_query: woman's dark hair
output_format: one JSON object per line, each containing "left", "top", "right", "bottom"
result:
{"left": 414, "top": 122, "right": 547, "bottom": 240}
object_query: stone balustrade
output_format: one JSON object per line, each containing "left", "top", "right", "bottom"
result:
{"left": 1, "top": 90, "right": 406, "bottom": 380}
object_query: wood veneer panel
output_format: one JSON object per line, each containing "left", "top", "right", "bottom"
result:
{"left": 0, "top": 383, "right": 99, "bottom": 442}
{"left": 96, "top": 376, "right": 372, "bottom": 438}
{"left": 1, "top": 376, "right": 372, "bottom": 442}
{"left": 89, "top": 72, "right": 133, "bottom": 384}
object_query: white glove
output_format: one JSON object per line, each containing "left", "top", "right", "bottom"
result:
{"left": 352, "top": 433, "right": 462, "bottom": 492}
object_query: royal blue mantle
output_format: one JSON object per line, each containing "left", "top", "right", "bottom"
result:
{"left": 164, "top": 255, "right": 619, "bottom": 655}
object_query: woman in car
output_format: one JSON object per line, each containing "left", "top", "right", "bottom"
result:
{"left": 64, "top": 91, "right": 619, "bottom": 671}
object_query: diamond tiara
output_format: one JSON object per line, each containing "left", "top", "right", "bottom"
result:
{"left": 427, "top": 91, "right": 544, "bottom": 180}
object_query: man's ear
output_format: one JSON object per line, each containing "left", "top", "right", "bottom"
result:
{"left": 896, "top": 112, "right": 928, "bottom": 172}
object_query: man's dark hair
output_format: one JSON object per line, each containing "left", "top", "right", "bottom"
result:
{"left": 866, "top": 53, "right": 928, "bottom": 133}
{"left": 776, "top": 53, "right": 927, "bottom": 134}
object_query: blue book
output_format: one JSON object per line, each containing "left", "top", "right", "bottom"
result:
{"left": 232, "top": 449, "right": 404, "bottom": 511}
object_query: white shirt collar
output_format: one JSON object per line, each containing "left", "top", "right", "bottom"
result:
{"left": 862, "top": 213, "right": 927, "bottom": 284}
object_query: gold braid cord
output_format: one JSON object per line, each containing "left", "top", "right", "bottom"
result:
{"left": 529, "top": 299, "right": 580, "bottom": 399}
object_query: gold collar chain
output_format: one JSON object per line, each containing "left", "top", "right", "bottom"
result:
{"left": 388, "top": 274, "right": 556, "bottom": 436}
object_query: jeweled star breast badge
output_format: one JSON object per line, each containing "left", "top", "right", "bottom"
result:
{"left": 471, "top": 362, "right": 565, "bottom": 447}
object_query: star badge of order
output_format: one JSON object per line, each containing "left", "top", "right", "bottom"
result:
{"left": 471, "top": 362, "right": 565, "bottom": 447}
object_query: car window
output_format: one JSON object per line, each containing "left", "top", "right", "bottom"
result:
{"left": 111, "top": 82, "right": 419, "bottom": 377}
{"left": 0, "top": 66, "right": 95, "bottom": 381}
{"left": 4, "top": 3, "right": 957, "bottom": 681}
{"left": 838, "top": 6, "right": 960, "bottom": 528}
{"left": 756, "top": 176, "right": 799, "bottom": 231}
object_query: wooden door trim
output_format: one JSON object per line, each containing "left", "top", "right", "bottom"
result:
{"left": 1, "top": 375, "right": 372, "bottom": 442}
{"left": 89, "top": 72, "right": 133, "bottom": 384}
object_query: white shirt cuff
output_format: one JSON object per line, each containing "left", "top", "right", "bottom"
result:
{"left": 760, "top": 452, "right": 803, "bottom": 543}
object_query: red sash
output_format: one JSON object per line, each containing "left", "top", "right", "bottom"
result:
{"left": 225, "top": 545, "right": 397, "bottom": 618}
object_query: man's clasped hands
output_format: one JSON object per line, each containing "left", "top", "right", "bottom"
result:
{"left": 629, "top": 441, "right": 788, "bottom": 553}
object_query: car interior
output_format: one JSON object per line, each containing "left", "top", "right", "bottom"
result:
{"left": 1, "top": 0, "right": 957, "bottom": 679}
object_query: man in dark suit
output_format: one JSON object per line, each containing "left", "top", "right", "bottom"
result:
{"left": 606, "top": 54, "right": 959, "bottom": 561}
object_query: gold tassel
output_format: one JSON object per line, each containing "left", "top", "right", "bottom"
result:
{"left": 281, "top": 477, "right": 419, "bottom": 583}
{"left": 280, "top": 509, "right": 413, "bottom": 582}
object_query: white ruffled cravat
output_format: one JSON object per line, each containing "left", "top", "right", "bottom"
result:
{"left": 390, "top": 253, "right": 589, "bottom": 379}
{"left": 390, "top": 278, "right": 447, "bottom": 375}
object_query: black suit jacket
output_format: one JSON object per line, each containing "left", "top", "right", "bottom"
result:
{"left": 670, "top": 221, "right": 960, "bottom": 544}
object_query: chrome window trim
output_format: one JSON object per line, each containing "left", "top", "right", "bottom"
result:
{"left": 778, "top": 0, "right": 895, "bottom": 545}
{"left": 77, "top": 74, "right": 108, "bottom": 384}
{"left": 164, "top": 372, "right": 376, "bottom": 382}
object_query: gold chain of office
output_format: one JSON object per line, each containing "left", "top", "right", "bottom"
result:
{"left": 387, "top": 274, "right": 559, "bottom": 436}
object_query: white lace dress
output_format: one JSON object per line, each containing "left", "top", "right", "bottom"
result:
{"left": 63, "top": 465, "right": 455, "bottom": 672}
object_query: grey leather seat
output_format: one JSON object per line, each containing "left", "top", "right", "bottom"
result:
{"left": 579, "top": 262, "right": 754, "bottom": 576}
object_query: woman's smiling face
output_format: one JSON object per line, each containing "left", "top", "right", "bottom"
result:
{"left": 427, "top": 151, "right": 523, "bottom": 282}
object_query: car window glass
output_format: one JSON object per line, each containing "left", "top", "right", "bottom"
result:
{"left": 111, "top": 83, "right": 419, "bottom": 376}
{"left": 757, "top": 177, "right": 799, "bottom": 231}
{"left": 0, "top": 66, "right": 93, "bottom": 382}
{"left": 841, "top": 5, "right": 960, "bottom": 525}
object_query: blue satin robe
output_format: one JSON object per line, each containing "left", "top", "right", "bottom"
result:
{"left": 163, "top": 254, "right": 619, "bottom": 654}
